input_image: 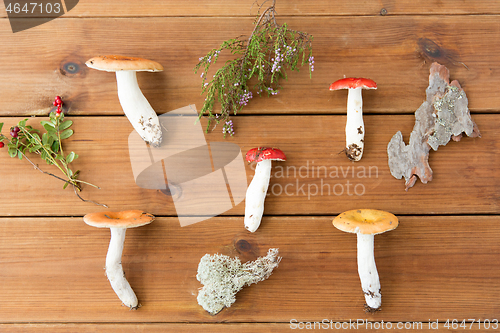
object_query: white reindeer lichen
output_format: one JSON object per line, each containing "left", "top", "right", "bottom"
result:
{"left": 196, "top": 248, "right": 281, "bottom": 315}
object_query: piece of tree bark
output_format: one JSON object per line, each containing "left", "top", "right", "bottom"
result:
{"left": 387, "top": 62, "right": 481, "bottom": 190}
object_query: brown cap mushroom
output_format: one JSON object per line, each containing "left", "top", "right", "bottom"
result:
{"left": 84, "top": 210, "right": 155, "bottom": 229}
{"left": 332, "top": 209, "right": 398, "bottom": 235}
{"left": 332, "top": 209, "right": 398, "bottom": 312}
{"left": 85, "top": 55, "right": 164, "bottom": 147}
{"left": 86, "top": 55, "right": 164, "bottom": 72}
{"left": 84, "top": 210, "right": 155, "bottom": 309}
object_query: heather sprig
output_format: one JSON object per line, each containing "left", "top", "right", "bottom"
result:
{"left": 194, "top": 0, "right": 313, "bottom": 137}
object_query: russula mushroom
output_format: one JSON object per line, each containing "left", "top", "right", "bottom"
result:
{"left": 86, "top": 55, "right": 164, "bottom": 147}
{"left": 83, "top": 210, "right": 155, "bottom": 309}
{"left": 244, "top": 147, "right": 286, "bottom": 232}
{"left": 332, "top": 209, "right": 398, "bottom": 312}
{"left": 329, "top": 78, "right": 377, "bottom": 161}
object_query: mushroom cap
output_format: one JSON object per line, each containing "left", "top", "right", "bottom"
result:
{"left": 85, "top": 55, "right": 164, "bottom": 72}
{"left": 329, "top": 77, "right": 377, "bottom": 91}
{"left": 84, "top": 210, "right": 155, "bottom": 229}
{"left": 332, "top": 209, "right": 398, "bottom": 235}
{"left": 245, "top": 147, "right": 286, "bottom": 163}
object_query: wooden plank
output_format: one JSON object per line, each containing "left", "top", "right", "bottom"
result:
{"left": 0, "top": 16, "right": 499, "bottom": 115}
{"left": 0, "top": 216, "right": 498, "bottom": 323}
{"left": 0, "top": 114, "right": 493, "bottom": 217}
{"left": 0, "top": 322, "right": 493, "bottom": 332}
{"left": 2, "top": 0, "right": 500, "bottom": 17}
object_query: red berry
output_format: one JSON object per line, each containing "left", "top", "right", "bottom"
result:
{"left": 10, "top": 131, "right": 18, "bottom": 138}
{"left": 0, "top": 142, "right": 4, "bottom": 148}
{"left": 13, "top": 126, "right": 20, "bottom": 133}
{"left": 55, "top": 96, "right": 62, "bottom": 102}
{"left": 53, "top": 101, "right": 58, "bottom": 106}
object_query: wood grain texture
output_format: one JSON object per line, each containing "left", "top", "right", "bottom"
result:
{"left": 0, "top": 0, "right": 498, "bottom": 329}
{"left": 2, "top": 0, "right": 500, "bottom": 17}
{"left": 0, "top": 114, "right": 494, "bottom": 217}
{"left": 0, "top": 216, "right": 498, "bottom": 323}
{"left": 0, "top": 16, "right": 499, "bottom": 115}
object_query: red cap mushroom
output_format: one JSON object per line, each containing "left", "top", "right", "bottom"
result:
{"left": 330, "top": 77, "right": 377, "bottom": 161}
{"left": 244, "top": 147, "right": 286, "bottom": 232}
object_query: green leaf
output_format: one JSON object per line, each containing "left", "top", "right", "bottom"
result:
{"left": 40, "top": 121, "right": 55, "bottom": 128}
{"left": 43, "top": 124, "right": 57, "bottom": 133}
{"left": 48, "top": 130, "right": 58, "bottom": 142}
{"left": 0, "top": 123, "right": 3, "bottom": 132}
{"left": 31, "top": 133, "right": 41, "bottom": 142}
{"left": 29, "top": 145, "right": 42, "bottom": 153}
{"left": 18, "top": 119, "right": 27, "bottom": 128}
{"left": 42, "top": 133, "right": 48, "bottom": 145}
{"left": 66, "top": 152, "right": 76, "bottom": 164}
{"left": 8, "top": 147, "right": 17, "bottom": 158}
{"left": 51, "top": 141, "right": 60, "bottom": 153}
{"left": 17, "top": 150, "right": 23, "bottom": 159}
{"left": 60, "top": 129, "right": 73, "bottom": 140}
{"left": 58, "top": 120, "right": 73, "bottom": 131}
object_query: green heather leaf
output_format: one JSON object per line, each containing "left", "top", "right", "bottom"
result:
{"left": 60, "top": 129, "right": 73, "bottom": 140}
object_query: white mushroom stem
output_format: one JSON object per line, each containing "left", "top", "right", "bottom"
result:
{"left": 357, "top": 233, "right": 381, "bottom": 310}
{"left": 116, "top": 71, "right": 162, "bottom": 147}
{"left": 244, "top": 159, "right": 272, "bottom": 232}
{"left": 345, "top": 87, "right": 365, "bottom": 161}
{"left": 106, "top": 227, "right": 139, "bottom": 309}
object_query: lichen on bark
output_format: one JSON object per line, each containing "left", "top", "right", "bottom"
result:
{"left": 387, "top": 62, "right": 480, "bottom": 190}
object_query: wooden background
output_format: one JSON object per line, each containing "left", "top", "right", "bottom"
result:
{"left": 0, "top": 1, "right": 499, "bottom": 332}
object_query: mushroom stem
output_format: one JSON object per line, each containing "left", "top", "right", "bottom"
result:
{"left": 115, "top": 71, "right": 162, "bottom": 147}
{"left": 244, "top": 159, "right": 272, "bottom": 232}
{"left": 357, "top": 233, "right": 381, "bottom": 310}
{"left": 345, "top": 87, "right": 365, "bottom": 161}
{"left": 106, "top": 227, "right": 139, "bottom": 309}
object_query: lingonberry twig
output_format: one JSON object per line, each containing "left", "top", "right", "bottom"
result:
{"left": 0, "top": 96, "right": 106, "bottom": 207}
